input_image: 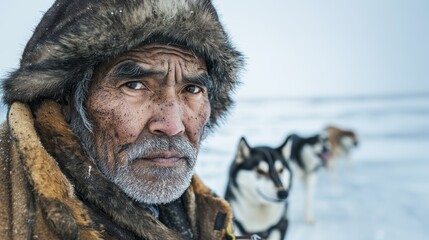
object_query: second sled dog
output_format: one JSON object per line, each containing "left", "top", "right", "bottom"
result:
{"left": 283, "top": 133, "right": 331, "bottom": 224}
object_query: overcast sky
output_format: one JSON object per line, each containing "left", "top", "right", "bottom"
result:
{"left": 1, "top": 0, "right": 428, "bottom": 99}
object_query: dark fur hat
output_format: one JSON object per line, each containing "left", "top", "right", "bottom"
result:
{"left": 2, "top": 0, "right": 244, "bottom": 127}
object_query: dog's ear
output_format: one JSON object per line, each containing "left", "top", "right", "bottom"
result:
{"left": 278, "top": 137, "right": 293, "bottom": 161}
{"left": 349, "top": 131, "right": 359, "bottom": 147}
{"left": 235, "top": 137, "right": 251, "bottom": 164}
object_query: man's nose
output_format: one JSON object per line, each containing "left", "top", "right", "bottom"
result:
{"left": 148, "top": 99, "right": 185, "bottom": 136}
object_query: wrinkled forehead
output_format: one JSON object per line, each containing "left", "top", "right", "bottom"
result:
{"left": 94, "top": 43, "right": 207, "bottom": 78}
{"left": 131, "top": 43, "right": 205, "bottom": 63}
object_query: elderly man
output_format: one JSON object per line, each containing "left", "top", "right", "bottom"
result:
{"left": 0, "top": 0, "right": 243, "bottom": 239}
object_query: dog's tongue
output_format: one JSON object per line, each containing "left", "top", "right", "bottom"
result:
{"left": 323, "top": 153, "right": 330, "bottom": 160}
{"left": 320, "top": 153, "right": 330, "bottom": 163}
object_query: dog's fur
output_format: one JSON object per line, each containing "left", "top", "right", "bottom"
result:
{"left": 282, "top": 133, "right": 330, "bottom": 224}
{"left": 225, "top": 137, "right": 292, "bottom": 240}
{"left": 324, "top": 125, "right": 359, "bottom": 173}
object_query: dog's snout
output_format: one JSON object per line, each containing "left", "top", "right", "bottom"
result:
{"left": 277, "top": 190, "right": 289, "bottom": 200}
{"left": 322, "top": 145, "right": 330, "bottom": 154}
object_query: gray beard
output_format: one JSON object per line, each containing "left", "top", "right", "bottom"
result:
{"left": 110, "top": 136, "right": 197, "bottom": 204}
{"left": 70, "top": 112, "right": 198, "bottom": 204}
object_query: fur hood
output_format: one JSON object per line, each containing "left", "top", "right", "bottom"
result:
{"left": 2, "top": 0, "right": 244, "bottom": 128}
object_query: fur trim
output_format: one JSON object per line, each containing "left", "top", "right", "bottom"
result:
{"left": 191, "top": 175, "right": 234, "bottom": 239}
{"left": 8, "top": 102, "right": 102, "bottom": 239}
{"left": 4, "top": 103, "right": 100, "bottom": 239}
{"left": 2, "top": 0, "right": 244, "bottom": 128}
{"left": 0, "top": 123, "right": 33, "bottom": 239}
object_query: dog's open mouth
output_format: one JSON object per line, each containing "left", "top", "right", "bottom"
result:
{"left": 256, "top": 188, "right": 288, "bottom": 203}
{"left": 318, "top": 153, "right": 330, "bottom": 165}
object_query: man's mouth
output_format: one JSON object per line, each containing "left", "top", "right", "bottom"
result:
{"left": 135, "top": 151, "right": 184, "bottom": 167}
{"left": 141, "top": 157, "right": 182, "bottom": 167}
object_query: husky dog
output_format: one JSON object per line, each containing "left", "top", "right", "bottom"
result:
{"left": 225, "top": 137, "right": 292, "bottom": 240}
{"left": 324, "top": 125, "right": 359, "bottom": 171}
{"left": 282, "top": 133, "right": 331, "bottom": 224}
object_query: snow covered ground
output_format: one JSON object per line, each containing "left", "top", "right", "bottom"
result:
{"left": 197, "top": 93, "right": 429, "bottom": 240}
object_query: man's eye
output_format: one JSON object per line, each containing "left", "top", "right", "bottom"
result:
{"left": 125, "top": 82, "right": 145, "bottom": 90}
{"left": 185, "top": 85, "right": 203, "bottom": 94}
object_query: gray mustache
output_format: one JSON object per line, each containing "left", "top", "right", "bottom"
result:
{"left": 125, "top": 136, "right": 197, "bottom": 164}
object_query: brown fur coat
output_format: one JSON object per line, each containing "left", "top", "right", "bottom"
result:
{"left": 0, "top": 100, "right": 234, "bottom": 240}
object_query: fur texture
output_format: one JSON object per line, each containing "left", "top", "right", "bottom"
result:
{"left": 324, "top": 125, "right": 358, "bottom": 162}
{"left": 1, "top": 102, "right": 101, "bottom": 239}
{"left": 0, "top": 101, "right": 234, "bottom": 239}
{"left": 224, "top": 137, "right": 292, "bottom": 240}
{"left": 1, "top": 0, "right": 244, "bottom": 129}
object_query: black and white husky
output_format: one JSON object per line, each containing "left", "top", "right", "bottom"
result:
{"left": 224, "top": 137, "right": 292, "bottom": 240}
{"left": 282, "top": 133, "right": 331, "bottom": 224}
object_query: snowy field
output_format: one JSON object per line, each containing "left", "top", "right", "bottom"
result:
{"left": 196, "top": 93, "right": 429, "bottom": 240}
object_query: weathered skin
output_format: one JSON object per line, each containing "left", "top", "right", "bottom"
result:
{"left": 86, "top": 44, "right": 211, "bottom": 203}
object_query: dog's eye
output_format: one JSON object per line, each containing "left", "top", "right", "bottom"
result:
{"left": 256, "top": 169, "right": 266, "bottom": 175}
{"left": 278, "top": 168, "right": 283, "bottom": 174}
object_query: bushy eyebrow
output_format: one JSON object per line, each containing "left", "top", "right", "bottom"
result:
{"left": 110, "top": 61, "right": 213, "bottom": 90}
{"left": 186, "top": 73, "right": 213, "bottom": 91}
{"left": 111, "top": 61, "right": 162, "bottom": 79}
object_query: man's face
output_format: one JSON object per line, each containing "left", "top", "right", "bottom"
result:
{"left": 84, "top": 44, "right": 211, "bottom": 204}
